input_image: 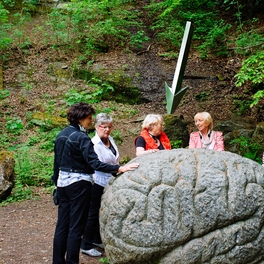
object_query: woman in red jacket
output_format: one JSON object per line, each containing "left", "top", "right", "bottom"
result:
{"left": 189, "top": 112, "right": 224, "bottom": 151}
{"left": 135, "top": 114, "right": 171, "bottom": 156}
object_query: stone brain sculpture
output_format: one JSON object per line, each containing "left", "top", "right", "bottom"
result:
{"left": 99, "top": 149, "right": 264, "bottom": 264}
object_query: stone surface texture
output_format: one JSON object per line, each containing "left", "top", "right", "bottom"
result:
{"left": 0, "top": 151, "right": 15, "bottom": 201}
{"left": 100, "top": 149, "right": 264, "bottom": 264}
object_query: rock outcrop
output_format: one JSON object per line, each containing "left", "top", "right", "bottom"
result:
{"left": 100, "top": 149, "right": 264, "bottom": 264}
{"left": 0, "top": 151, "right": 15, "bottom": 201}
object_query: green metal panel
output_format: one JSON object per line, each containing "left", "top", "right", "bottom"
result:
{"left": 166, "top": 21, "right": 194, "bottom": 114}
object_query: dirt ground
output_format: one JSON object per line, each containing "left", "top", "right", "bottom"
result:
{"left": 0, "top": 191, "right": 105, "bottom": 264}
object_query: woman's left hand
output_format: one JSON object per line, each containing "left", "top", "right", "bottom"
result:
{"left": 118, "top": 163, "right": 139, "bottom": 172}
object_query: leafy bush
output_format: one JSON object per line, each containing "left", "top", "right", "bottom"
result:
{"left": 129, "top": 30, "right": 150, "bottom": 48}
{"left": 170, "top": 139, "right": 183, "bottom": 149}
{"left": 230, "top": 136, "right": 262, "bottom": 164}
{"left": 197, "top": 20, "right": 232, "bottom": 58}
{"left": 146, "top": 0, "right": 231, "bottom": 57}
{"left": 251, "top": 90, "right": 264, "bottom": 107}
{"left": 235, "top": 51, "right": 264, "bottom": 87}
{"left": 0, "top": 3, "right": 12, "bottom": 53}
{"left": 14, "top": 146, "right": 54, "bottom": 186}
{"left": 235, "top": 51, "right": 264, "bottom": 107}
{"left": 235, "top": 31, "right": 263, "bottom": 56}
{"left": 5, "top": 117, "right": 23, "bottom": 134}
{"left": 232, "top": 98, "right": 253, "bottom": 116}
{"left": 65, "top": 78, "right": 114, "bottom": 106}
{"left": 45, "top": 0, "right": 146, "bottom": 53}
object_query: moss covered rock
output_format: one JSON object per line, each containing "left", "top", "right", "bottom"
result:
{"left": 0, "top": 151, "right": 15, "bottom": 201}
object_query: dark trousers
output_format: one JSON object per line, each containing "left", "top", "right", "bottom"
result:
{"left": 52, "top": 180, "right": 92, "bottom": 264}
{"left": 81, "top": 183, "right": 104, "bottom": 250}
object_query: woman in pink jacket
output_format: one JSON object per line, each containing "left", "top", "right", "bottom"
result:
{"left": 189, "top": 112, "right": 224, "bottom": 151}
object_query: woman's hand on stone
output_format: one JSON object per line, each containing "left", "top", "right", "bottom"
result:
{"left": 118, "top": 163, "right": 139, "bottom": 172}
{"left": 148, "top": 149, "right": 159, "bottom": 153}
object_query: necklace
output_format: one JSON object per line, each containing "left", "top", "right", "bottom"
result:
{"left": 101, "top": 137, "right": 109, "bottom": 146}
{"left": 149, "top": 133, "right": 159, "bottom": 144}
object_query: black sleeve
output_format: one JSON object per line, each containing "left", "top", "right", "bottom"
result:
{"left": 135, "top": 136, "right": 146, "bottom": 149}
{"left": 52, "top": 136, "right": 67, "bottom": 185}
{"left": 79, "top": 135, "right": 120, "bottom": 173}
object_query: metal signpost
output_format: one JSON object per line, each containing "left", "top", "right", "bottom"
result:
{"left": 165, "top": 21, "right": 194, "bottom": 114}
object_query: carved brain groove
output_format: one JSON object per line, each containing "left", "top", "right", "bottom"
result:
{"left": 100, "top": 149, "right": 264, "bottom": 264}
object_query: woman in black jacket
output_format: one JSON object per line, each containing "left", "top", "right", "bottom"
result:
{"left": 52, "top": 102, "right": 139, "bottom": 264}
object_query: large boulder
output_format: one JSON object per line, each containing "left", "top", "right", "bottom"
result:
{"left": 215, "top": 115, "right": 263, "bottom": 160}
{"left": 0, "top": 151, "right": 15, "bottom": 201}
{"left": 252, "top": 122, "right": 264, "bottom": 148}
{"left": 100, "top": 149, "right": 264, "bottom": 264}
{"left": 163, "top": 114, "right": 189, "bottom": 148}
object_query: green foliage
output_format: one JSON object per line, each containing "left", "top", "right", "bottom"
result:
{"left": 65, "top": 79, "right": 114, "bottom": 106}
{"left": 0, "top": 89, "right": 10, "bottom": 99}
{"left": 0, "top": 3, "right": 9, "bottom": 23}
{"left": 230, "top": 136, "right": 262, "bottom": 164}
{"left": 235, "top": 51, "right": 264, "bottom": 87}
{"left": 0, "top": 0, "right": 35, "bottom": 58}
{"left": 65, "top": 89, "right": 91, "bottom": 106}
{"left": 99, "top": 257, "right": 109, "bottom": 264}
{"left": 158, "top": 52, "right": 178, "bottom": 59}
{"left": 129, "top": 30, "right": 150, "bottom": 48}
{"left": 111, "top": 130, "right": 122, "bottom": 145}
{"left": 170, "top": 139, "right": 183, "bottom": 149}
{"left": 0, "top": 178, "right": 33, "bottom": 206}
{"left": 38, "top": 127, "right": 61, "bottom": 152}
{"left": 235, "top": 30, "right": 263, "bottom": 56}
{"left": 45, "top": 0, "right": 146, "bottom": 53}
{"left": 14, "top": 146, "right": 54, "bottom": 186}
{"left": 194, "top": 91, "right": 211, "bottom": 101}
{"left": 5, "top": 117, "right": 23, "bottom": 134}
{"left": 1, "top": 0, "right": 15, "bottom": 7}
{"left": 232, "top": 95, "right": 253, "bottom": 116}
{"left": 198, "top": 20, "right": 232, "bottom": 58}
{"left": 0, "top": 132, "right": 9, "bottom": 149}
{"left": 120, "top": 155, "right": 131, "bottom": 165}
{"left": 235, "top": 51, "right": 264, "bottom": 107}
{"left": 45, "top": 9, "right": 71, "bottom": 47}
{"left": 0, "top": 126, "right": 59, "bottom": 204}
{"left": 146, "top": 0, "right": 231, "bottom": 57}
{"left": 0, "top": 3, "right": 12, "bottom": 54}
{"left": 250, "top": 90, "right": 264, "bottom": 107}
{"left": 87, "top": 77, "right": 114, "bottom": 101}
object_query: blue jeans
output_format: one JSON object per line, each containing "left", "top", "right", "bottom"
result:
{"left": 52, "top": 180, "right": 92, "bottom": 264}
{"left": 81, "top": 183, "right": 104, "bottom": 250}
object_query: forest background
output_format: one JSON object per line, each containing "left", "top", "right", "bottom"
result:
{"left": 0, "top": 0, "right": 264, "bottom": 205}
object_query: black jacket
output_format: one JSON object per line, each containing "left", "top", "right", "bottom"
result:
{"left": 52, "top": 124, "right": 120, "bottom": 185}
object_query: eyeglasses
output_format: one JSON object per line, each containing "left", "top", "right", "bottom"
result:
{"left": 99, "top": 125, "right": 113, "bottom": 130}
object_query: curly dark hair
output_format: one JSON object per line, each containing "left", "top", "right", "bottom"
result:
{"left": 67, "top": 102, "right": 96, "bottom": 124}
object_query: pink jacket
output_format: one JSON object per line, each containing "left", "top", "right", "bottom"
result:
{"left": 189, "top": 131, "right": 224, "bottom": 151}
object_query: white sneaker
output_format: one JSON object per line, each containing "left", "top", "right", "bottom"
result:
{"left": 93, "top": 243, "right": 104, "bottom": 249}
{"left": 81, "top": 248, "right": 102, "bottom": 257}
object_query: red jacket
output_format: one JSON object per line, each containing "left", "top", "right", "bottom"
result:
{"left": 135, "top": 128, "right": 171, "bottom": 150}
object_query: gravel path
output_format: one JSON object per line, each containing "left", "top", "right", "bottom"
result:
{"left": 0, "top": 193, "right": 104, "bottom": 264}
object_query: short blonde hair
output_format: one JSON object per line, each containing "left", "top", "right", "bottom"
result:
{"left": 194, "top": 112, "right": 213, "bottom": 130}
{"left": 142, "top": 114, "right": 163, "bottom": 130}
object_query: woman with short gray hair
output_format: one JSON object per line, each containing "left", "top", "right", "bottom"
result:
{"left": 81, "top": 113, "right": 119, "bottom": 257}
